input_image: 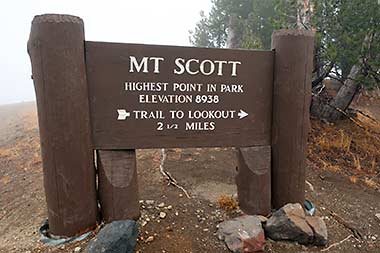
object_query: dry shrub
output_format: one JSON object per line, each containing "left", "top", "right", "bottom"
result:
{"left": 217, "top": 195, "right": 238, "bottom": 211}
{"left": 364, "top": 178, "right": 378, "bottom": 189}
{"left": 315, "top": 129, "right": 352, "bottom": 153}
{"left": 309, "top": 115, "right": 380, "bottom": 189}
{"left": 349, "top": 175, "right": 359, "bottom": 184}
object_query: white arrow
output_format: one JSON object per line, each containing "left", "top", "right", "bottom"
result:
{"left": 117, "top": 109, "right": 131, "bottom": 120}
{"left": 238, "top": 109, "right": 248, "bottom": 119}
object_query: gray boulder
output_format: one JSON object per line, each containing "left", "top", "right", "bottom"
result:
{"left": 264, "top": 203, "right": 313, "bottom": 244}
{"left": 86, "top": 220, "right": 138, "bottom": 253}
{"left": 218, "top": 215, "right": 266, "bottom": 253}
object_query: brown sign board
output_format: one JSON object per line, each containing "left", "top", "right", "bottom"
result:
{"left": 29, "top": 14, "right": 314, "bottom": 237}
{"left": 86, "top": 42, "right": 274, "bottom": 149}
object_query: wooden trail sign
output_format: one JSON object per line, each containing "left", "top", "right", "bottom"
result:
{"left": 28, "top": 14, "right": 314, "bottom": 237}
{"left": 86, "top": 42, "right": 274, "bottom": 149}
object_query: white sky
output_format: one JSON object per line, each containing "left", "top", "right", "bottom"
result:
{"left": 0, "top": 0, "right": 211, "bottom": 105}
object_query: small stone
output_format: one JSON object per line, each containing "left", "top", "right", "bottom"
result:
{"left": 74, "top": 247, "right": 81, "bottom": 252}
{"left": 375, "top": 213, "right": 380, "bottom": 221}
{"left": 203, "top": 228, "right": 209, "bottom": 232}
{"left": 175, "top": 211, "right": 179, "bottom": 216}
{"left": 179, "top": 194, "right": 183, "bottom": 197}
{"left": 145, "top": 236, "right": 154, "bottom": 243}
{"left": 158, "top": 202, "right": 165, "bottom": 208}
{"left": 146, "top": 200, "right": 155, "bottom": 205}
{"left": 167, "top": 205, "right": 173, "bottom": 210}
{"left": 159, "top": 212, "right": 167, "bottom": 219}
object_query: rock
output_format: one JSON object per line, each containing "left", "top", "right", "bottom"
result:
{"left": 218, "top": 215, "right": 265, "bottom": 253}
{"left": 74, "top": 246, "right": 81, "bottom": 252}
{"left": 86, "top": 220, "right": 138, "bottom": 253}
{"left": 306, "top": 216, "right": 328, "bottom": 246}
{"left": 264, "top": 203, "right": 313, "bottom": 244}
{"left": 159, "top": 212, "right": 167, "bottom": 219}
{"left": 146, "top": 200, "right": 155, "bottom": 205}
{"left": 158, "top": 202, "right": 165, "bottom": 208}
{"left": 375, "top": 213, "right": 380, "bottom": 221}
{"left": 145, "top": 236, "right": 154, "bottom": 243}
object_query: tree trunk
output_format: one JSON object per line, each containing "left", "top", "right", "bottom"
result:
{"left": 320, "top": 64, "right": 361, "bottom": 121}
{"left": 297, "top": 0, "right": 312, "bottom": 29}
{"left": 226, "top": 15, "right": 241, "bottom": 49}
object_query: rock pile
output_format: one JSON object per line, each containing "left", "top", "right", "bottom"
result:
{"left": 218, "top": 203, "right": 328, "bottom": 252}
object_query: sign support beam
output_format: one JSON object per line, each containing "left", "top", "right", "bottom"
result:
{"left": 236, "top": 146, "right": 271, "bottom": 215}
{"left": 271, "top": 30, "right": 315, "bottom": 208}
{"left": 97, "top": 150, "right": 140, "bottom": 222}
{"left": 28, "top": 14, "right": 98, "bottom": 236}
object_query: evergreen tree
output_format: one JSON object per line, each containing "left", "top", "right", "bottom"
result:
{"left": 190, "top": 0, "right": 380, "bottom": 121}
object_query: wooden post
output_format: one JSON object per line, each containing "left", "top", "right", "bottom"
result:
{"left": 97, "top": 150, "right": 140, "bottom": 222}
{"left": 236, "top": 146, "right": 271, "bottom": 215}
{"left": 27, "top": 14, "right": 98, "bottom": 236}
{"left": 271, "top": 30, "right": 314, "bottom": 209}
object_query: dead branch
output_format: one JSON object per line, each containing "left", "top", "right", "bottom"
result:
{"left": 305, "top": 180, "right": 314, "bottom": 191}
{"left": 321, "top": 234, "right": 353, "bottom": 252}
{"left": 159, "top": 149, "right": 191, "bottom": 199}
{"left": 350, "top": 108, "right": 379, "bottom": 123}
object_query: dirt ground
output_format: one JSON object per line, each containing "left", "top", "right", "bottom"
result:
{"left": 0, "top": 101, "right": 379, "bottom": 253}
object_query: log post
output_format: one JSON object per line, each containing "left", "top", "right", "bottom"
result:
{"left": 271, "top": 30, "right": 314, "bottom": 209}
{"left": 27, "top": 14, "right": 97, "bottom": 236}
{"left": 236, "top": 146, "right": 271, "bottom": 215}
{"left": 97, "top": 150, "right": 140, "bottom": 222}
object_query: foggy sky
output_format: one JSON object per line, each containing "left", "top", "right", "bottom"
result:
{"left": 0, "top": 0, "right": 211, "bottom": 105}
